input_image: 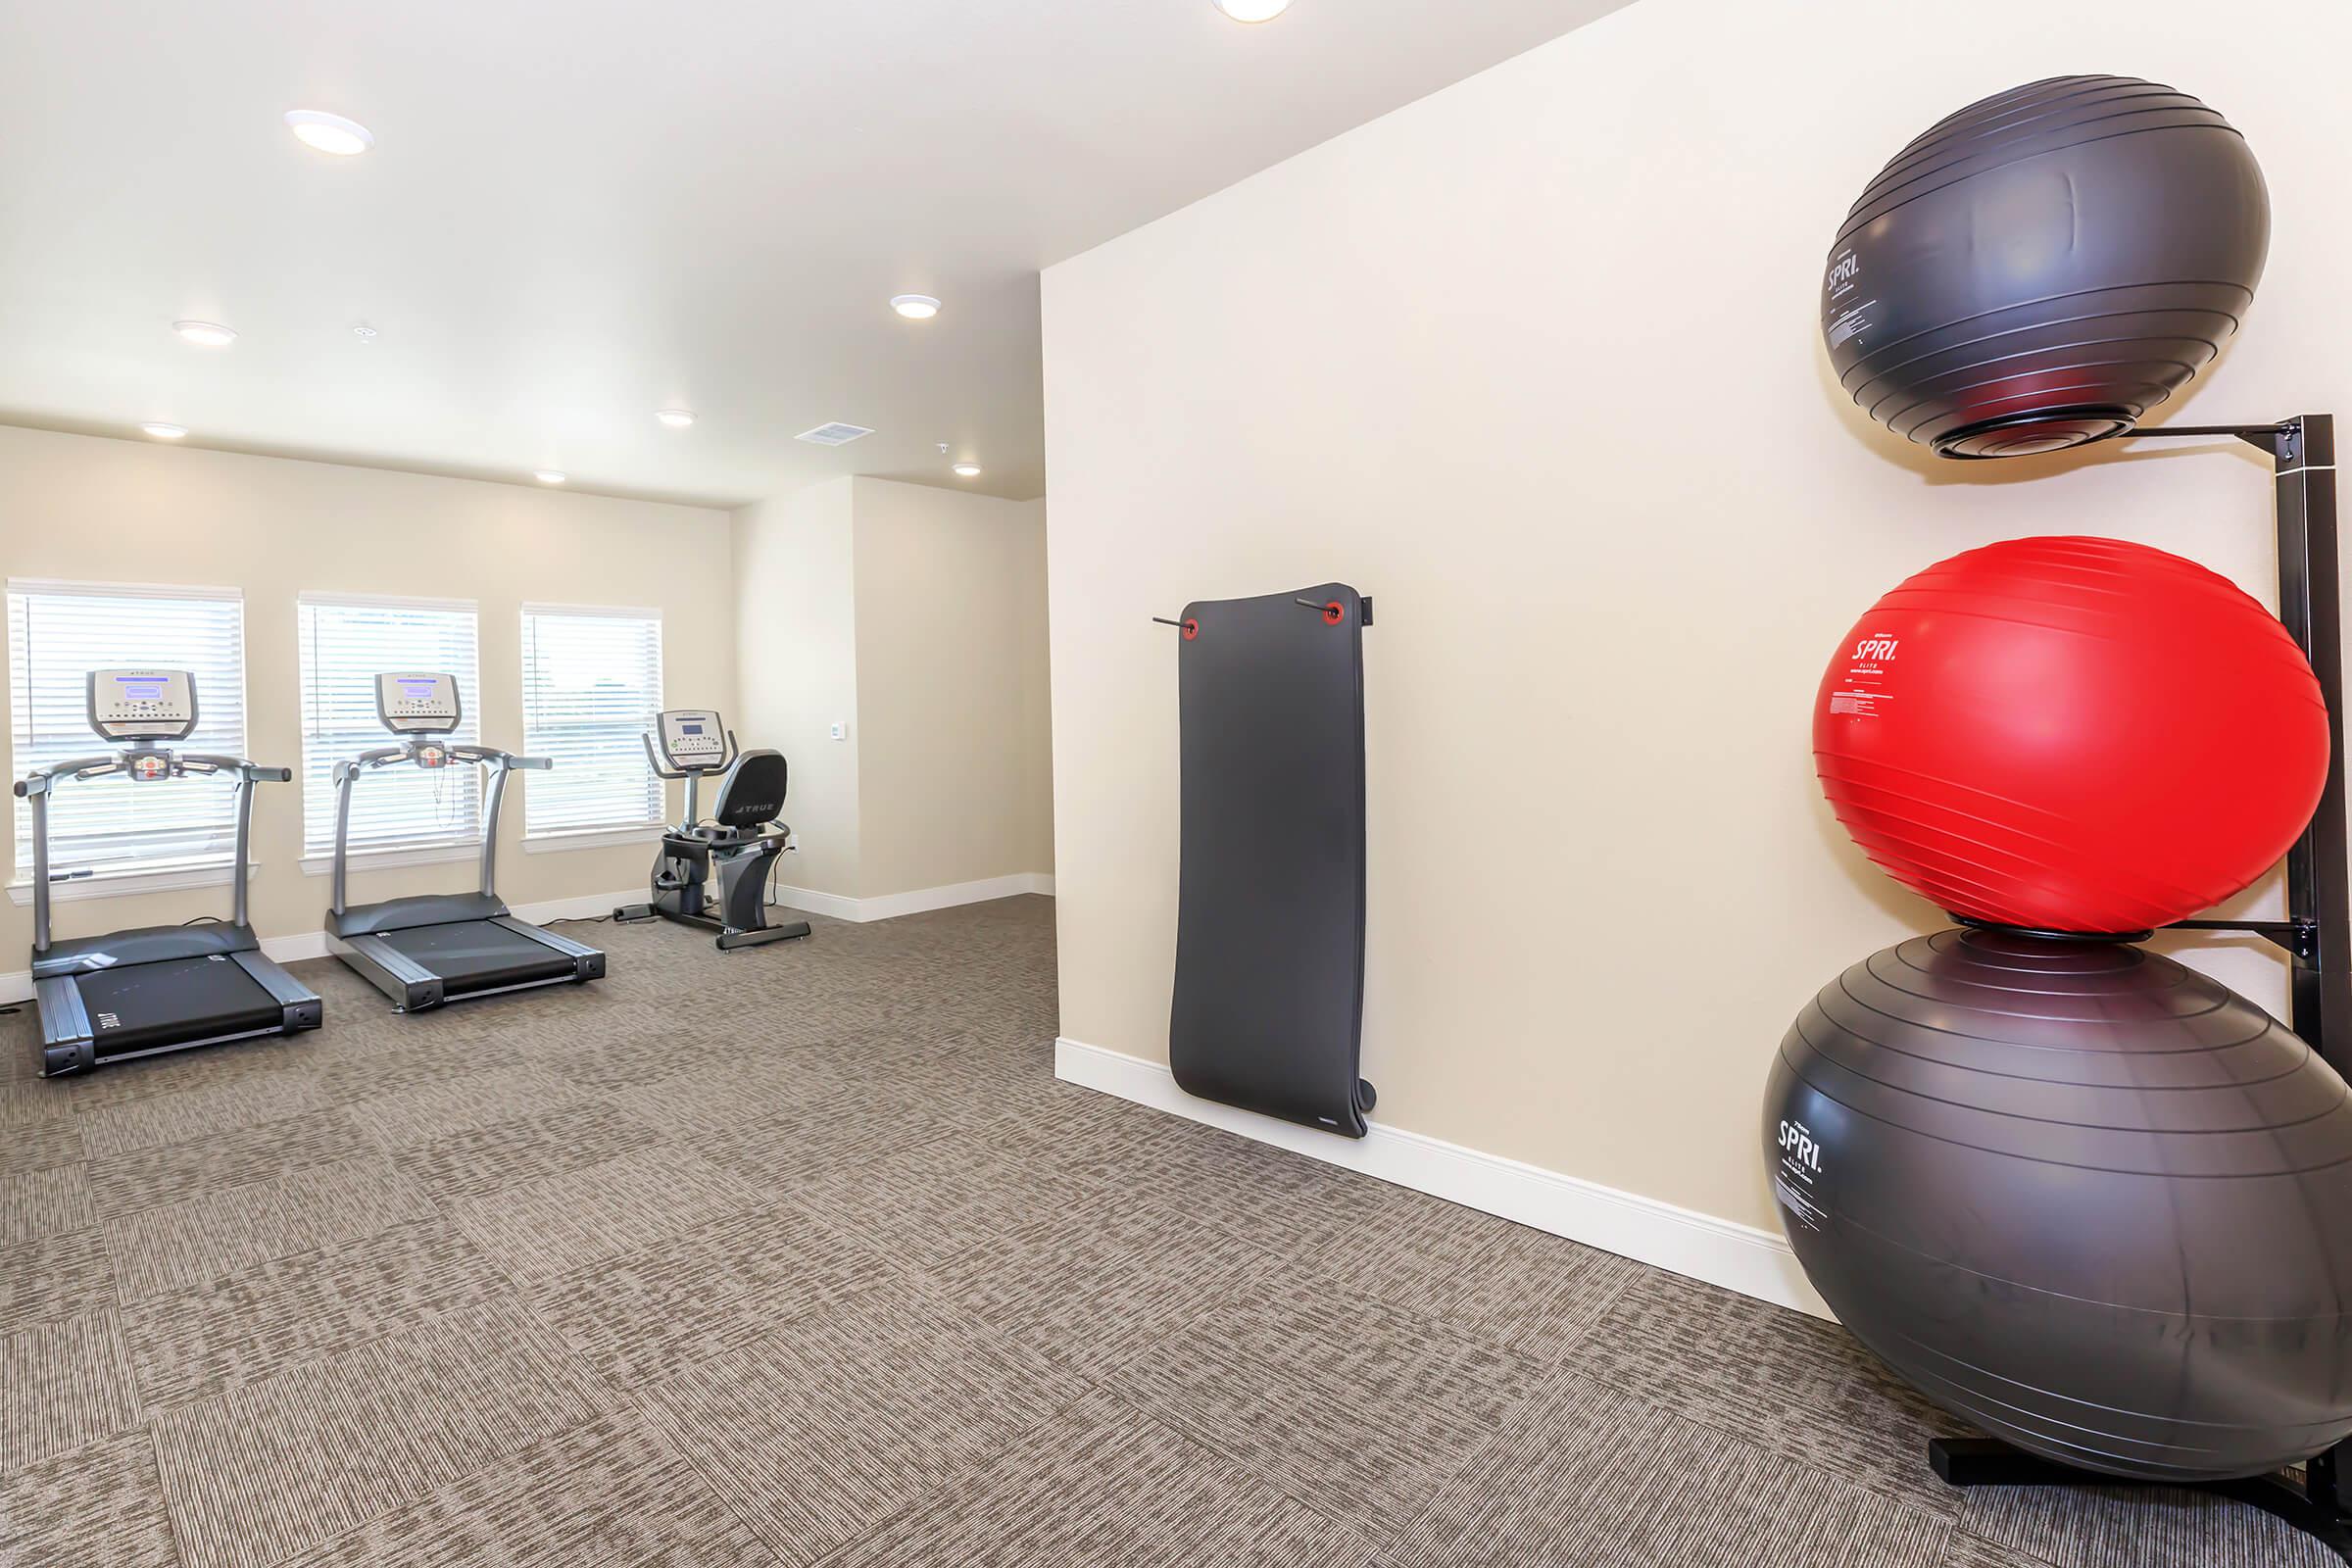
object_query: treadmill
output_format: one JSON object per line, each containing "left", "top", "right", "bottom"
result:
{"left": 13, "top": 668, "right": 323, "bottom": 1076}
{"left": 325, "top": 671, "right": 606, "bottom": 1011}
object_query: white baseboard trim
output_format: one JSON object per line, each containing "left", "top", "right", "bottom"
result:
{"left": 770, "top": 871, "right": 1054, "bottom": 924}
{"left": 1054, "top": 1035, "right": 1831, "bottom": 1322}
{"left": 766, "top": 883, "right": 863, "bottom": 921}
{"left": 263, "top": 932, "right": 332, "bottom": 965}
{"left": 0, "top": 887, "right": 641, "bottom": 1006}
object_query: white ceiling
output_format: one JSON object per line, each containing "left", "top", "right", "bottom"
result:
{"left": 0, "top": 1, "right": 1632, "bottom": 509}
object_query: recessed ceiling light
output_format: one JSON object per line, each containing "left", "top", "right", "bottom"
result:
{"left": 138, "top": 422, "right": 187, "bottom": 440}
{"left": 656, "top": 408, "right": 696, "bottom": 428}
{"left": 891, "top": 294, "right": 941, "bottom": 320}
{"left": 285, "top": 110, "right": 374, "bottom": 156}
{"left": 1213, "top": 0, "right": 1293, "bottom": 17}
{"left": 351, "top": 322, "right": 378, "bottom": 343}
{"left": 172, "top": 319, "right": 237, "bottom": 347}
{"left": 534, "top": 469, "right": 567, "bottom": 485}
{"left": 953, "top": 463, "right": 983, "bottom": 478}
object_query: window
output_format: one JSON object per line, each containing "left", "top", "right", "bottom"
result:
{"left": 296, "top": 594, "right": 481, "bottom": 862}
{"left": 7, "top": 580, "right": 250, "bottom": 883}
{"left": 519, "top": 604, "right": 664, "bottom": 841}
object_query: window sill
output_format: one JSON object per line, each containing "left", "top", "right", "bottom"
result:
{"left": 521, "top": 824, "right": 667, "bottom": 855}
{"left": 7, "top": 861, "right": 242, "bottom": 906}
{"left": 298, "top": 843, "right": 479, "bottom": 878}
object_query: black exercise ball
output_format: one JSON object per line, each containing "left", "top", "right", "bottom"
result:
{"left": 1823, "top": 75, "right": 2269, "bottom": 458}
{"left": 1764, "top": 928, "right": 2352, "bottom": 1481}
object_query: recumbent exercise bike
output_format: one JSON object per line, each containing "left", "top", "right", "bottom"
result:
{"left": 613, "top": 710, "right": 812, "bottom": 951}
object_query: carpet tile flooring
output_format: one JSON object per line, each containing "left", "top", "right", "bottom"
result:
{"left": 1, "top": 894, "right": 2335, "bottom": 1565}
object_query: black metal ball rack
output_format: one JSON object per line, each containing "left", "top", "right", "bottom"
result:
{"left": 1933, "top": 414, "right": 2352, "bottom": 1562}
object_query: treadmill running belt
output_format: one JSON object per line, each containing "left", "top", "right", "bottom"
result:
{"left": 375, "top": 921, "right": 577, "bottom": 995}
{"left": 74, "top": 954, "right": 283, "bottom": 1057}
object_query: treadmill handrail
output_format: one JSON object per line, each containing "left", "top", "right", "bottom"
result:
{"left": 179, "top": 755, "right": 294, "bottom": 784}
{"left": 17, "top": 749, "right": 291, "bottom": 955}
{"left": 18, "top": 755, "right": 286, "bottom": 797}
{"left": 334, "top": 746, "right": 410, "bottom": 784}
{"left": 329, "top": 740, "right": 550, "bottom": 914}
{"left": 14, "top": 755, "right": 120, "bottom": 796}
{"left": 477, "top": 751, "right": 527, "bottom": 898}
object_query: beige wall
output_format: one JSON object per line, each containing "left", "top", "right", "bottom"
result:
{"left": 1042, "top": 1, "right": 2342, "bottom": 1233}
{"left": 734, "top": 478, "right": 864, "bottom": 896}
{"left": 733, "top": 476, "right": 1053, "bottom": 904}
{"left": 0, "top": 424, "right": 732, "bottom": 962}
{"left": 853, "top": 479, "right": 1054, "bottom": 898}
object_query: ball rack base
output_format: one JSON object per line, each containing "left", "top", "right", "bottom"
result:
{"left": 1931, "top": 1437, "right": 2352, "bottom": 1564}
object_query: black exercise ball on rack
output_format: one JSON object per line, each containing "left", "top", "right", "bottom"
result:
{"left": 1824, "top": 75, "right": 2270, "bottom": 459}
{"left": 1764, "top": 927, "right": 2352, "bottom": 1482}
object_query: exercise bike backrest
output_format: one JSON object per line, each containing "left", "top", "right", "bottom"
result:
{"left": 709, "top": 750, "right": 789, "bottom": 832}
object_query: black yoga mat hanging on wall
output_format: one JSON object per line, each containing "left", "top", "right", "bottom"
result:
{"left": 1167, "top": 581, "right": 1376, "bottom": 1137}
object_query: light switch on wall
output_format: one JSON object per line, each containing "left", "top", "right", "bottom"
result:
{"left": 830, "top": 721, "right": 847, "bottom": 741}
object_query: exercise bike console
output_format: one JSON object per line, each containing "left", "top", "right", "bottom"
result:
{"left": 654, "top": 709, "right": 727, "bottom": 770}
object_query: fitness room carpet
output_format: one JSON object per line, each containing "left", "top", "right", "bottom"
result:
{"left": 0, "top": 894, "right": 2324, "bottom": 1568}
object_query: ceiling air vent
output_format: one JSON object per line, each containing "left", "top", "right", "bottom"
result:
{"left": 795, "top": 421, "right": 874, "bottom": 446}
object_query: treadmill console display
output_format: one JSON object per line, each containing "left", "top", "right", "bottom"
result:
{"left": 87, "top": 668, "right": 198, "bottom": 741}
{"left": 375, "top": 672, "right": 462, "bottom": 735}
{"left": 656, "top": 710, "right": 726, "bottom": 770}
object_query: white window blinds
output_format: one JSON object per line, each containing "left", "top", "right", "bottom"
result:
{"left": 7, "top": 580, "right": 250, "bottom": 879}
{"left": 296, "top": 594, "right": 482, "bottom": 858}
{"left": 518, "top": 605, "right": 664, "bottom": 838}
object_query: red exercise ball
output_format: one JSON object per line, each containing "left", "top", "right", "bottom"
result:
{"left": 1815, "top": 536, "right": 2328, "bottom": 933}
